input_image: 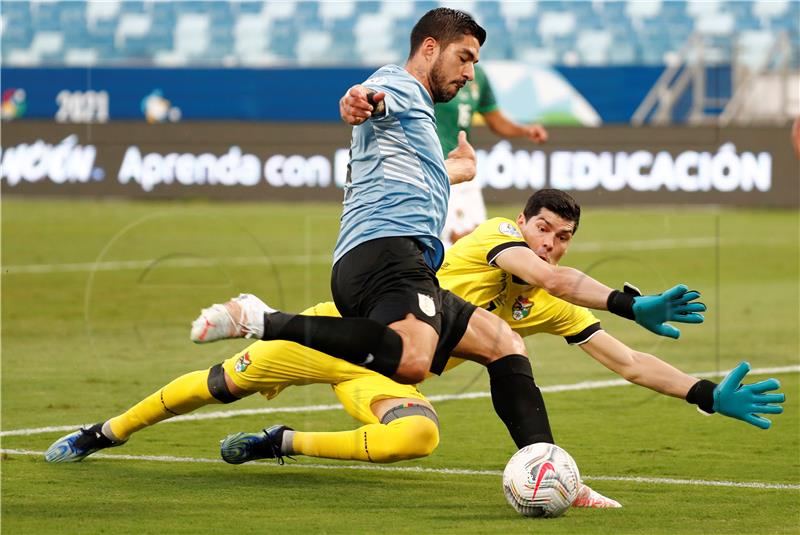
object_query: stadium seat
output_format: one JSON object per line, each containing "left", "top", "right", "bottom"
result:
{"left": 115, "top": 13, "right": 151, "bottom": 48}
{"left": 736, "top": 30, "right": 777, "bottom": 70}
{"left": 30, "top": 31, "right": 64, "bottom": 60}
{"left": 234, "top": 14, "right": 271, "bottom": 63}
{"left": 538, "top": 11, "right": 576, "bottom": 40}
{"left": 519, "top": 47, "right": 557, "bottom": 65}
{"left": 153, "top": 49, "right": 189, "bottom": 67}
{"left": 7, "top": 48, "right": 41, "bottom": 66}
{"left": 380, "top": 0, "right": 414, "bottom": 20}
{"left": 686, "top": 0, "right": 722, "bottom": 19}
{"left": 576, "top": 29, "right": 613, "bottom": 66}
{"left": 695, "top": 12, "right": 735, "bottom": 37}
{"left": 624, "top": 0, "right": 662, "bottom": 22}
{"left": 354, "top": 12, "right": 395, "bottom": 63}
{"left": 174, "top": 13, "right": 210, "bottom": 58}
{"left": 440, "top": 0, "right": 477, "bottom": 14}
{"left": 296, "top": 30, "right": 334, "bottom": 65}
{"left": 607, "top": 42, "right": 638, "bottom": 64}
{"left": 319, "top": 0, "right": 355, "bottom": 24}
{"left": 500, "top": 0, "right": 537, "bottom": 23}
{"left": 263, "top": 1, "right": 297, "bottom": 21}
{"left": 63, "top": 47, "right": 99, "bottom": 67}
{"left": 752, "top": 0, "right": 789, "bottom": 23}
{"left": 234, "top": 1, "right": 265, "bottom": 15}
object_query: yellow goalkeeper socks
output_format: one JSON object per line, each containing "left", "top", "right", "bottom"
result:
{"left": 290, "top": 415, "right": 439, "bottom": 463}
{"left": 105, "top": 369, "right": 220, "bottom": 441}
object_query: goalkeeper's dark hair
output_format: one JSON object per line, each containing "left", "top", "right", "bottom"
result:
{"left": 522, "top": 189, "right": 581, "bottom": 234}
{"left": 409, "top": 8, "right": 486, "bottom": 58}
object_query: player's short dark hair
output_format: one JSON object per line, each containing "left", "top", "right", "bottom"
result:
{"left": 409, "top": 8, "right": 486, "bottom": 58}
{"left": 523, "top": 189, "right": 581, "bottom": 234}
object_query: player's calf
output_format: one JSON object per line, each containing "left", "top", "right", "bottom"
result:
{"left": 388, "top": 315, "right": 439, "bottom": 384}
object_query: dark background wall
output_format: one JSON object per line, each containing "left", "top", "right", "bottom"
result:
{"left": 3, "top": 122, "right": 797, "bottom": 207}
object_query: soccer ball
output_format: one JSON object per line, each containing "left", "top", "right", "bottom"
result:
{"left": 502, "top": 443, "right": 581, "bottom": 518}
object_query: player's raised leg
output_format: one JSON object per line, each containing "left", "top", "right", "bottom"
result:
{"left": 192, "top": 239, "right": 446, "bottom": 385}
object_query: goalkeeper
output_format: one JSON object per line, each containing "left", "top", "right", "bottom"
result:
{"left": 46, "top": 190, "right": 783, "bottom": 487}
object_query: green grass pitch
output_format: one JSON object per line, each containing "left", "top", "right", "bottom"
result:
{"left": 2, "top": 198, "right": 798, "bottom": 534}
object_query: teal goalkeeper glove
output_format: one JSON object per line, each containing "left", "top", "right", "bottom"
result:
{"left": 686, "top": 362, "right": 786, "bottom": 429}
{"left": 607, "top": 283, "right": 706, "bottom": 339}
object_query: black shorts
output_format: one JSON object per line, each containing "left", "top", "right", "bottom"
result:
{"left": 331, "top": 237, "right": 476, "bottom": 375}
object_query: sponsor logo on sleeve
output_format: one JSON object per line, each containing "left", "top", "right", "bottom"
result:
{"left": 498, "top": 222, "right": 523, "bottom": 238}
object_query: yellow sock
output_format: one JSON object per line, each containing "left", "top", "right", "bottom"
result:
{"left": 291, "top": 415, "right": 439, "bottom": 463}
{"left": 107, "top": 369, "right": 220, "bottom": 441}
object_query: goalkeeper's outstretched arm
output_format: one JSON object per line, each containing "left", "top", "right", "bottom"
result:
{"left": 579, "top": 331, "right": 785, "bottom": 429}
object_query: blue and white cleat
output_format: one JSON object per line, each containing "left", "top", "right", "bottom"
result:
{"left": 44, "top": 423, "right": 124, "bottom": 463}
{"left": 220, "top": 424, "right": 293, "bottom": 465}
{"left": 191, "top": 293, "right": 274, "bottom": 343}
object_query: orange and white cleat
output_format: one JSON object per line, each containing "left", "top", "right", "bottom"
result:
{"left": 190, "top": 293, "right": 273, "bottom": 343}
{"left": 571, "top": 483, "right": 622, "bottom": 508}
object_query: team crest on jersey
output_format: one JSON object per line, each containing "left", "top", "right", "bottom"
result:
{"left": 235, "top": 352, "right": 252, "bottom": 373}
{"left": 511, "top": 296, "right": 534, "bottom": 320}
{"left": 498, "top": 222, "right": 522, "bottom": 238}
{"left": 418, "top": 293, "right": 436, "bottom": 317}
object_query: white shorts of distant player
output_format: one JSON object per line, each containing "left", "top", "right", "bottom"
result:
{"left": 441, "top": 179, "right": 488, "bottom": 249}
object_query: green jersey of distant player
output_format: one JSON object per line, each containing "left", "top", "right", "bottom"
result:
{"left": 435, "top": 64, "right": 498, "bottom": 156}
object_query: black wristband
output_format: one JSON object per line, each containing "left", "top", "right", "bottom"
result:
{"left": 685, "top": 379, "right": 717, "bottom": 414}
{"left": 607, "top": 290, "right": 636, "bottom": 320}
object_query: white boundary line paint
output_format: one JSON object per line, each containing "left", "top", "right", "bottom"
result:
{"left": 1, "top": 448, "right": 798, "bottom": 490}
{"left": 2, "top": 365, "right": 796, "bottom": 438}
{"left": 2, "top": 237, "right": 720, "bottom": 275}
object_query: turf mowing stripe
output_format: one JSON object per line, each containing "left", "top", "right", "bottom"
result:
{"left": 2, "top": 365, "right": 796, "bottom": 438}
{"left": 3, "top": 448, "right": 798, "bottom": 490}
{"left": 1, "top": 237, "right": 718, "bottom": 275}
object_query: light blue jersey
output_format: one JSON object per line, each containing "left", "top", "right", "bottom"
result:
{"left": 333, "top": 64, "right": 450, "bottom": 270}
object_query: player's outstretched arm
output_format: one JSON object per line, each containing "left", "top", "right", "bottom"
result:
{"left": 580, "top": 333, "right": 785, "bottom": 429}
{"left": 495, "top": 249, "right": 705, "bottom": 338}
{"left": 339, "top": 84, "right": 386, "bottom": 126}
{"left": 445, "top": 130, "right": 476, "bottom": 185}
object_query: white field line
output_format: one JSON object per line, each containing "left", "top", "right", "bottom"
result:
{"left": 1, "top": 237, "right": 718, "bottom": 275}
{"left": 1, "top": 448, "right": 798, "bottom": 490}
{"left": 2, "top": 365, "right": 796, "bottom": 439}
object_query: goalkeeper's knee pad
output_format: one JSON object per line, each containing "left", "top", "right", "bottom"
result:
{"left": 369, "top": 404, "right": 440, "bottom": 462}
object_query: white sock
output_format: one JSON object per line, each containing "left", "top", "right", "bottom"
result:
{"left": 281, "top": 430, "right": 296, "bottom": 455}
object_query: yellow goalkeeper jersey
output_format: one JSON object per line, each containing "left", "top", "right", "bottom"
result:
{"left": 438, "top": 217, "right": 601, "bottom": 350}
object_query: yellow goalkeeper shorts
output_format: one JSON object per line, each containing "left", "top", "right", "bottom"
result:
{"left": 221, "top": 301, "right": 428, "bottom": 424}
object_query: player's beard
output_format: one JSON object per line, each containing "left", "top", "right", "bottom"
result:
{"left": 430, "top": 57, "right": 461, "bottom": 103}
